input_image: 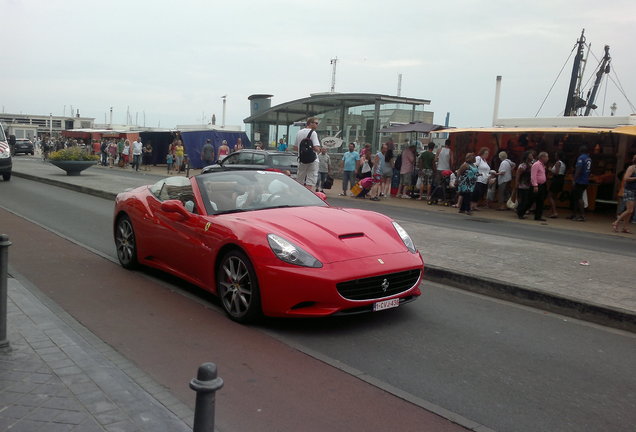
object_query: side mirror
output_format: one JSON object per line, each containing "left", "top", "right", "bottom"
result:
{"left": 315, "top": 191, "right": 327, "bottom": 202}
{"left": 161, "top": 199, "right": 191, "bottom": 219}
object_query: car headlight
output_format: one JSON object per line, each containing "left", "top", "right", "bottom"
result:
{"left": 392, "top": 222, "right": 416, "bottom": 253}
{"left": 267, "top": 234, "right": 322, "bottom": 268}
{"left": 0, "top": 147, "right": 10, "bottom": 159}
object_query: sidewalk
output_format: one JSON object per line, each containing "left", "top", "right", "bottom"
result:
{"left": 1, "top": 277, "right": 193, "bottom": 431}
{"left": 8, "top": 157, "right": 636, "bottom": 332}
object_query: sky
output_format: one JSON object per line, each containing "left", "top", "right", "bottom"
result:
{"left": 2, "top": 0, "right": 635, "bottom": 130}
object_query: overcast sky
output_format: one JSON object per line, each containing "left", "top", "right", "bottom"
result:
{"left": 3, "top": 0, "right": 635, "bottom": 129}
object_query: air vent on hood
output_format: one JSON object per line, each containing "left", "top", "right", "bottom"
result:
{"left": 339, "top": 233, "right": 364, "bottom": 240}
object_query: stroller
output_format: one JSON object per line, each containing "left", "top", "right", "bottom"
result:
{"left": 351, "top": 176, "right": 375, "bottom": 198}
{"left": 428, "top": 170, "right": 454, "bottom": 206}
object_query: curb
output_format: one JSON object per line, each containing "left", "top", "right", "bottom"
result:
{"left": 425, "top": 264, "right": 636, "bottom": 333}
{"left": 12, "top": 170, "right": 118, "bottom": 200}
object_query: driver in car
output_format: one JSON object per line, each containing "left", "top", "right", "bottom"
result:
{"left": 236, "top": 182, "right": 266, "bottom": 209}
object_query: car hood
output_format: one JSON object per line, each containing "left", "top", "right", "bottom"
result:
{"left": 234, "top": 206, "right": 408, "bottom": 264}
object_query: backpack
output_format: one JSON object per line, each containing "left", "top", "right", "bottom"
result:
{"left": 298, "top": 130, "right": 317, "bottom": 164}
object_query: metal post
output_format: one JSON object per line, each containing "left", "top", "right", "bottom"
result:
{"left": 0, "top": 234, "right": 12, "bottom": 350}
{"left": 190, "top": 362, "right": 224, "bottom": 432}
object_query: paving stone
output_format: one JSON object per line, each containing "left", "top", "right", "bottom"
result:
{"left": 54, "top": 365, "right": 84, "bottom": 377}
{"left": 41, "top": 352, "right": 69, "bottom": 363}
{"left": 26, "top": 406, "right": 66, "bottom": 421}
{"left": 104, "top": 419, "right": 138, "bottom": 432}
{"left": 41, "top": 396, "right": 84, "bottom": 411}
{"left": 0, "top": 416, "right": 17, "bottom": 430}
{"left": 94, "top": 409, "right": 130, "bottom": 426}
{"left": 77, "top": 416, "right": 109, "bottom": 431}
{"left": 75, "top": 390, "right": 118, "bottom": 415}
{"left": 15, "top": 392, "right": 49, "bottom": 407}
{"left": 5, "top": 381, "right": 41, "bottom": 394}
{"left": 59, "top": 373, "right": 92, "bottom": 386}
{"left": 68, "top": 381, "right": 101, "bottom": 396}
{"left": 52, "top": 409, "right": 88, "bottom": 425}
{"left": 35, "top": 346, "right": 63, "bottom": 356}
{"left": 24, "top": 372, "right": 56, "bottom": 384}
{"left": 33, "top": 382, "right": 73, "bottom": 397}
{"left": 0, "top": 390, "right": 26, "bottom": 405}
{"left": 48, "top": 358, "right": 77, "bottom": 370}
{"left": 29, "top": 340, "right": 57, "bottom": 350}
{"left": 0, "top": 404, "right": 35, "bottom": 419}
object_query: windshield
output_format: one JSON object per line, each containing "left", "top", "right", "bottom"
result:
{"left": 196, "top": 170, "right": 327, "bottom": 215}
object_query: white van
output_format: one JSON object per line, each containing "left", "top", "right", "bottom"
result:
{"left": 0, "top": 123, "right": 12, "bottom": 181}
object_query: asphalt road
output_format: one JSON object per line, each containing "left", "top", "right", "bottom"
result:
{"left": 2, "top": 176, "right": 636, "bottom": 432}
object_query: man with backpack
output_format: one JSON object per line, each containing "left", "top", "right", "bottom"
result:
{"left": 295, "top": 117, "right": 321, "bottom": 190}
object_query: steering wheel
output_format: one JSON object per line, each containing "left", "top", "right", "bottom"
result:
{"left": 265, "top": 194, "right": 281, "bottom": 204}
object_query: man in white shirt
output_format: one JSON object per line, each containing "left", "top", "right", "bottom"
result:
{"left": 496, "top": 151, "right": 516, "bottom": 210}
{"left": 295, "top": 117, "right": 321, "bottom": 189}
{"left": 131, "top": 138, "right": 143, "bottom": 171}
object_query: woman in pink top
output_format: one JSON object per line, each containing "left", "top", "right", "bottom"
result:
{"left": 217, "top": 140, "right": 230, "bottom": 162}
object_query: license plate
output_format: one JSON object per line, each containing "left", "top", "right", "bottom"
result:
{"left": 373, "top": 298, "right": 400, "bottom": 312}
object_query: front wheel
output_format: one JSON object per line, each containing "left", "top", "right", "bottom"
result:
{"left": 2, "top": 172, "right": 10, "bottom": 181}
{"left": 115, "top": 215, "right": 139, "bottom": 269}
{"left": 216, "top": 250, "right": 261, "bottom": 323}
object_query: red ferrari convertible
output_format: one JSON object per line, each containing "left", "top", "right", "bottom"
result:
{"left": 113, "top": 170, "right": 423, "bottom": 323}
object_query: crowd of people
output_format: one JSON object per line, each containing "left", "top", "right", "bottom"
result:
{"left": 362, "top": 141, "right": 599, "bottom": 222}
{"left": 289, "top": 123, "right": 633, "bottom": 233}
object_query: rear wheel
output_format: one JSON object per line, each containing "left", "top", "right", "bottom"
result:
{"left": 217, "top": 250, "right": 261, "bottom": 323}
{"left": 2, "top": 173, "right": 10, "bottom": 181}
{"left": 115, "top": 215, "right": 138, "bottom": 269}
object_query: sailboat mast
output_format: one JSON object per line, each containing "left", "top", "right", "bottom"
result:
{"left": 564, "top": 29, "right": 586, "bottom": 116}
{"left": 584, "top": 44, "right": 611, "bottom": 116}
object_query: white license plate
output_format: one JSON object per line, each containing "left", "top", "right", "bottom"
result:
{"left": 373, "top": 298, "right": 400, "bottom": 312}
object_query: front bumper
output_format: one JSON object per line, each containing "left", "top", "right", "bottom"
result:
{"left": 255, "top": 251, "right": 424, "bottom": 317}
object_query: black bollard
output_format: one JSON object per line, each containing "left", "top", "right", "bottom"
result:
{"left": 0, "top": 234, "right": 12, "bottom": 350}
{"left": 190, "top": 362, "right": 224, "bottom": 432}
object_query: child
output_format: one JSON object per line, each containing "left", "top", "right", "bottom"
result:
{"left": 167, "top": 153, "right": 174, "bottom": 174}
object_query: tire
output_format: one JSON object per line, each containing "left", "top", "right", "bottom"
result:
{"left": 216, "top": 250, "right": 261, "bottom": 323}
{"left": 2, "top": 173, "right": 10, "bottom": 181}
{"left": 115, "top": 215, "right": 139, "bottom": 269}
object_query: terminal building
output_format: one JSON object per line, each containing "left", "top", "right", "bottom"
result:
{"left": 0, "top": 112, "right": 95, "bottom": 140}
{"left": 243, "top": 93, "right": 439, "bottom": 151}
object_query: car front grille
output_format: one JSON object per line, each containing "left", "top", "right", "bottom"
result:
{"left": 336, "top": 269, "right": 421, "bottom": 300}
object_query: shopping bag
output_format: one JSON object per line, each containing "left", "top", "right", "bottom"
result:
{"left": 323, "top": 175, "right": 334, "bottom": 190}
{"left": 350, "top": 182, "right": 363, "bottom": 196}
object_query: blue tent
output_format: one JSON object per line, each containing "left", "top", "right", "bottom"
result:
{"left": 181, "top": 130, "right": 252, "bottom": 169}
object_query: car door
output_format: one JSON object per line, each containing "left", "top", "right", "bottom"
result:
{"left": 147, "top": 178, "right": 210, "bottom": 285}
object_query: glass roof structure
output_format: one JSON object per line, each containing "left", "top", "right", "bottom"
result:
{"left": 244, "top": 93, "right": 431, "bottom": 125}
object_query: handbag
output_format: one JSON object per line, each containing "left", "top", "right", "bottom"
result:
{"left": 323, "top": 174, "right": 334, "bottom": 190}
{"left": 506, "top": 197, "right": 517, "bottom": 209}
